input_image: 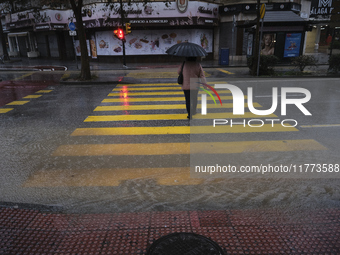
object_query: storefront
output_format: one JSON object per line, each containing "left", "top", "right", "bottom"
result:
{"left": 5, "top": 8, "right": 74, "bottom": 59}
{"left": 75, "top": 1, "right": 219, "bottom": 62}
{"left": 248, "top": 11, "right": 309, "bottom": 61}
{"left": 219, "top": 2, "right": 308, "bottom": 62}
{"left": 305, "top": 0, "right": 339, "bottom": 53}
{"left": 5, "top": 10, "right": 36, "bottom": 57}
{"left": 4, "top": 1, "right": 218, "bottom": 61}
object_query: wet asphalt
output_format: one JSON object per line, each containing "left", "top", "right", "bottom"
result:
{"left": 0, "top": 66, "right": 339, "bottom": 214}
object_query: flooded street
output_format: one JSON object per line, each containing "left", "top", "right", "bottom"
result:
{"left": 0, "top": 73, "right": 339, "bottom": 214}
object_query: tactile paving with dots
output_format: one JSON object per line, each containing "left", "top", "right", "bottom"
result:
{"left": 1, "top": 207, "right": 339, "bottom": 254}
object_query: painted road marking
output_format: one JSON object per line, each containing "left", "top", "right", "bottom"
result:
{"left": 36, "top": 90, "right": 53, "bottom": 93}
{"left": 116, "top": 81, "right": 230, "bottom": 87}
{"left": 216, "top": 68, "right": 235, "bottom": 75}
{"left": 84, "top": 112, "right": 277, "bottom": 122}
{"left": 108, "top": 91, "right": 232, "bottom": 96}
{"left": 109, "top": 91, "right": 185, "bottom": 96}
{"left": 125, "top": 72, "right": 178, "bottom": 78}
{"left": 61, "top": 73, "right": 70, "bottom": 81}
{"left": 6, "top": 101, "right": 29, "bottom": 106}
{"left": 117, "top": 84, "right": 178, "bottom": 88}
{"left": 102, "top": 96, "right": 238, "bottom": 103}
{"left": 0, "top": 108, "right": 13, "bottom": 113}
{"left": 117, "top": 83, "right": 179, "bottom": 86}
{"left": 103, "top": 97, "right": 186, "bottom": 103}
{"left": 23, "top": 167, "right": 202, "bottom": 187}
{"left": 300, "top": 124, "right": 340, "bottom": 128}
{"left": 13, "top": 72, "right": 34, "bottom": 80}
{"left": 94, "top": 103, "right": 261, "bottom": 111}
{"left": 52, "top": 140, "right": 327, "bottom": 157}
{"left": 113, "top": 87, "right": 183, "bottom": 91}
{"left": 196, "top": 112, "right": 277, "bottom": 119}
{"left": 125, "top": 71, "right": 211, "bottom": 79}
{"left": 71, "top": 124, "right": 298, "bottom": 136}
{"left": 85, "top": 114, "right": 189, "bottom": 122}
{"left": 23, "top": 95, "right": 42, "bottom": 99}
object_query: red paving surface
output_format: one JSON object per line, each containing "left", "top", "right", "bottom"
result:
{"left": 0, "top": 207, "right": 339, "bottom": 254}
{"left": 0, "top": 81, "right": 49, "bottom": 107}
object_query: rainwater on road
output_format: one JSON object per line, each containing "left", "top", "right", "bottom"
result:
{"left": 0, "top": 68, "right": 339, "bottom": 214}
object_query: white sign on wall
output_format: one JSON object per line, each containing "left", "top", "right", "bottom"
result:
{"left": 74, "top": 40, "right": 91, "bottom": 56}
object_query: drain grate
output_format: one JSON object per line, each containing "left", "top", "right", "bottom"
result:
{"left": 147, "top": 232, "right": 225, "bottom": 255}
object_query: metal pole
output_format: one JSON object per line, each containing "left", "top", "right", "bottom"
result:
{"left": 72, "top": 36, "right": 78, "bottom": 69}
{"left": 231, "top": 15, "right": 236, "bottom": 66}
{"left": 257, "top": 17, "right": 264, "bottom": 76}
{"left": 120, "top": 0, "right": 126, "bottom": 67}
{"left": 329, "top": 28, "right": 336, "bottom": 57}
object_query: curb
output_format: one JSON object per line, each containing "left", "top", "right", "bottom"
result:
{"left": 59, "top": 75, "right": 126, "bottom": 85}
{"left": 0, "top": 65, "right": 67, "bottom": 72}
{"left": 0, "top": 201, "right": 63, "bottom": 213}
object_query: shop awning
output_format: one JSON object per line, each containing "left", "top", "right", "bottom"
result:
{"left": 8, "top": 32, "right": 29, "bottom": 37}
{"left": 263, "top": 11, "right": 306, "bottom": 23}
{"left": 238, "top": 11, "right": 308, "bottom": 28}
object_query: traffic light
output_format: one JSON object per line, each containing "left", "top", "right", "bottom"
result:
{"left": 114, "top": 28, "right": 125, "bottom": 41}
{"left": 125, "top": 23, "right": 131, "bottom": 34}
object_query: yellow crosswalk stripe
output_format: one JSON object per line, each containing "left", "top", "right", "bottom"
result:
{"left": 85, "top": 114, "right": 188, "bottom": 122}
{"left": 125, "top": 72, "right": 178, "bottom": 78}
{"left": 71, "top": 124, "right": 297, "bottom": 136}
{"left": 84, "top": 112, "right": 277, "bottom": 122}
{"left": 117, "top": 83, "right": 178, "bottom": 86}
{"left": 95, "top": 104, "right": 185, "bottom": 111}
{"left": 196, "top": 112, "right": 277, "bottom": 119}
{"left": 300, "top": 124, "right": 340, "bottom": 128}
{"left": 23, "top": 95, "right": 42, "bottom": 99}
{"left": 94, "top": 103, "right": 261, "bottom": 111}
{"left": 114, "top": 87, "right": 182, "bottom": 91}
{"left": 103, "top": 97, "right": 185, "bottom": 103}
{"left": 23, "top": 167, "right": 202, "bottom": 187}
{"left": 102, "top": 96, "right": 237, "bottom": 103}
{"left": 108, "top": 91, "right": 232, "bottom": 97}
{"left": 116, "top": 81, "right": 227, "bottom": 87}
{"left": 109, "top": 91, "right": 185, "bottom": 96}
{"left": 216, "top": 68, "right": 235, "bottom": 75}
{"left": 6, "top": 101, "right": 29, "bottom": 105}
{"left": 0, "top": 108, "right": 13, "bottom": 113}
{"left": 36, "top": 90, "right": 53, "bottom": 93}
{"left": 52, "top": 140, "right": 327, "bottom": 157}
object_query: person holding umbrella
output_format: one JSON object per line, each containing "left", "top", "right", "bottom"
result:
{"left": 178, "top": 57, "right": 207, "bottom": 119}
{"left": 166, "top": 42, "right": 208, "bottom": 119}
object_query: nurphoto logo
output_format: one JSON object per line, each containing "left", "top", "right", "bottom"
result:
{"left": 200, "top": 84, "right": 312, "bottom": 128}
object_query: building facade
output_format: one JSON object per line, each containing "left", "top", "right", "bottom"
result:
{"left": 2, "top": 0, "right": 219, "bottom": 63}
{"left": 1, "top": 0, "right": 339, "bottom": 62}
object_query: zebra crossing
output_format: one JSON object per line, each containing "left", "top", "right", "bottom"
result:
{"left": 24, "top": 82, "right": 327, "bottom": 187}
{"left": 0, "top": 89, "right": 53, "bottom": 113}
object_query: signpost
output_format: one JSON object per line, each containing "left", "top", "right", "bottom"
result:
{"left": 69, "top": 31, "right": 77, "bottom": 36}
{"left": 257, "top": 4, "right": 266, "bottom": 76}
{"left": 69, "top": 22, "right": 78, "bottom": 69}
{"left": 68, "top": 22, "right": 76, "bottom": 31}
{"left": 231, "top": 15, "right": 236, "bottom": 65}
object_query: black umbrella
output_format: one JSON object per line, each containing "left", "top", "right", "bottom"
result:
{"left": 166, "top": 42, "right": 207, "bottom": 57}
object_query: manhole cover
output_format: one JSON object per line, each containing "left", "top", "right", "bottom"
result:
{"left": 147, "top": 232, "right": 225, "bottom": 255}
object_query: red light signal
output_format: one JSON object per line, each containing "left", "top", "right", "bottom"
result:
{"left": 113, "top": 28, "right": 125, "bottom": 41}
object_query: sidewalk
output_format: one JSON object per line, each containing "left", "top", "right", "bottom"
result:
{"left": 1, "top": 205, "right": 339, "bottom": 254}
{"left": 0, "top": 51, "right": 331, "bottom": 72}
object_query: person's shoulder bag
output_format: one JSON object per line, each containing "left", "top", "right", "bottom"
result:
{"left": 177, "top": 61, "right": 185, "bottom": 85}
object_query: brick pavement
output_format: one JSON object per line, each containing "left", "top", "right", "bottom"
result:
{"left": 1, "top": 207, "right": 339, "bottom": 254}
